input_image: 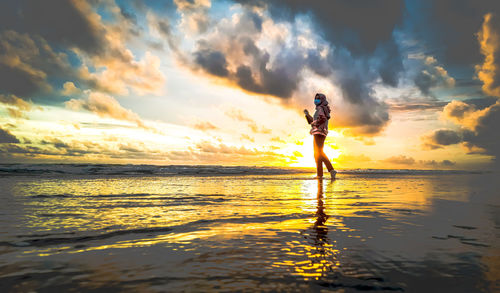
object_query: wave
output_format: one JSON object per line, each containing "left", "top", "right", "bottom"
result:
{"left": 0, "top": 164, "right": 307, "bottom": 176}
{"left": 0, "top": 164, "right": 486, "bottom": 177}
{"left": 2, "top": 213, "right": 308, "bottom": 248}
{"left": 339, "top": 168, "right": 486, "bottom": 175}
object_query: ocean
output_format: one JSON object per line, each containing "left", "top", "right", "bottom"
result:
{"left": 0, "top": 164, "right": 498, "bottom": 292}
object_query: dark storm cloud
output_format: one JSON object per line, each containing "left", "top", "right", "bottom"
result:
{"left": 237, "top": 0, "right": 405, "bottom": 54}
{"left": 0, "top": 128, "right": 20, "bottom": 143}
{"left": 411, "top": 56, "right": 456, "bottom": 96}
{"left": 0, "top": 0, "right": 106, "bottom": 55}
{"left": 191, "top": 11, "right": 307, "bottom": 99}
{"left": 414, "top": 71, "right": 435, "bottom": 96}
{"left": 232, "top": 47, "right": 304, "bottom": 98}
{"left": 0, "top": 0, "right": 102, "bottom": 98}
{"left": 194, "top": 48, "right": 229, "bottom": 77}
{"left": 234, "top": 0, "right": 407, "bottom": 90}
{"left": 422, "top": 129, "right": 462, "bottom": 150}
{"left": 460, "top": 101, "right": 500, "bottom": 161}
{"left": 375, "top": 40, "right": 403, "bottom": 87}
{"left": 0, "top": 30, "right": 76, "bottom": 97}
{"left": 410, "top": 0, "right": 500, "bottom": 68}
{"left": 328, "top": 47, "right": 391, "bottom": 135}
{"left": 462, "top": 97, "right": 498, "bottom": 111}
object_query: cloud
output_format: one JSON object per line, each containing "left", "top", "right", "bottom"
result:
{"left": 381, "top": 155, "right": 456, "bottom": 169}
{"left": 194, "top": 48, "right": 229, "bottom": 77}
{"left": 414, "top": 56, "right": 455, "bottom": 95}
{"left": 459, "top": 100, "right": 500, "bottom": 157}
{"left": 0, "top": 134, "right": 180, "bottom": 163}
{"left": 147, "top": 12, "right": 189, "bottom": 63}
{"left": 193, "top": 121, "right": 219, "bottom": 131}
{"left": 382, "top": 155, "right": 416, "bottom": 165}
{"left": 0, "top": 1, "right": 165, "bottom": 99}
{"left": 388, "top": 100, "right": 448, "bottom": 112}
{"left": 442, "top": 100, "right": 493, "bottom": 130}
{"left": 225, "top": 108, "right": 271, "bottom": 134}
{"left": 420, "top": 13, "right": 500, "bottom": 168}
{"left": 0, "top": 128, "right": 20, "bottom": 143}
{"left": 174, "top": 0, "right": 211, "bottom": 34}
{"left": 240, "top": 134, "right": 255, "bottom": 142}
{"left": 421, "top": 129, "right": 463, "bottom": 150}
{"left": 424, "top": 98, "right": 500, "bottom": 168}
{"left": 86, "top": 51, "right": 166, "bottom": 96}
{"left": 270, "top": 136, "right": 285, "bottom": 144}
{"left": 419, "top": 159, "right": 456, "bottom": 167}
{"left": 0, "top": 0, "right": 106, "bottom": 55}
{"left": 0, "top": 136, "right": 148, "bottom": 162}
{"left": 65, "top": 92, "right": 149, "bottom": 129}
{"left": 410, "top": 0, "right": 500, "bottom": 68}
{"left": 476, "top": 13, "right": 500, "bottom": 97}
{"left": 175, "top": 6, "right": 394, "bottom": 136}
{"left": 240, "top": 0, "right": 405, "bottom": 55}
{"left": 247, "top": 121, "right": 271, "bottom": 134}
{"left": 61, "top": 82, "right": 82, "bottom": 96}
{"left": 0, "top": 30, "right": 74, "bottom": 98}
{"left": 190, "top": 10, "right": 307, "bottom": 99}
{"left": 225, "top": 108, "right": 253, "bottom": 123}
{"left": 196, "top": 141, "right": 257, "bottom": 155}
{"left": 194, "top": 140, "right": 292, "bottom": 164}
{"left": 0, "top": 94, "right": 34, "bottom": 118}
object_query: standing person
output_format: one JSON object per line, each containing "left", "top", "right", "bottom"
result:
{"left": 304, "top": 93, "right": 337, "bottom": 179}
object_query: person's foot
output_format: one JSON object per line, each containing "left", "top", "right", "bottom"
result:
{"left": 329, "top": 169, "right": 337, "bottom": 180}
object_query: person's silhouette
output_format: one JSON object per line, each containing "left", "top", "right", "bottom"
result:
{"left": 304, "top": 93, "right": 337, "bottom": 179}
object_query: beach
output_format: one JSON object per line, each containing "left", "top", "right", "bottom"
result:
{"left": 0, "top": 165, "right": 498, "bottom": 292}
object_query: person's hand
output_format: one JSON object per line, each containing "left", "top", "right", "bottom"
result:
{"left": 303, "top": 109, "right": 309, "bottom": 115}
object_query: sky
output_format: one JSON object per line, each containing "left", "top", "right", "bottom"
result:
{"left": 0, "top": 0, "right": 499, "bottom": 170}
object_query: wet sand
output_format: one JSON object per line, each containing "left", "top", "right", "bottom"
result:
{"left": 0, "top": 169, "right": 499, "bottom": 292}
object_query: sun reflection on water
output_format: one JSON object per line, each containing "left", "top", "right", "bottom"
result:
{"left": 272, "top": 179, "right": 342, "bottom": 280}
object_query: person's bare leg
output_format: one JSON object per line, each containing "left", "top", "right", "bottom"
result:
{"left": 313, "top": 135, "right": 323, "bottom": 177}
{"left": 315, "top": 135, "right": 335, "bottom": 179}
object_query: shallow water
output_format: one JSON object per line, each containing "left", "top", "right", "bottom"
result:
{"left": 0, "top": 170, "right": 499, "bottom": 292}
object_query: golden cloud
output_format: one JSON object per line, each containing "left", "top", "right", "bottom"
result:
{"left": 65, "top": 92, "right": 148, "bottom": 129}
{"left": 0, "top": 94, "right": 35, "bottom": 118}
{"left": 442, "top": 100, "right": 494, "bottom": 130}
{"left": 476, "top": 13, "right": 500, "bottom": 97}
{"left": 193, "top": 121, "right": 219, "bottom": 131}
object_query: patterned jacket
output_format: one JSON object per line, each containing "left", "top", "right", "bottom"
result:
{"left": 306, "top": 106, "right": 329, "bottom": 136}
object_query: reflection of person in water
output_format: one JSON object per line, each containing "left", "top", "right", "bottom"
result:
{"left": 304, "top": 179, "right": 337, "bottom": 276}
{"left": 304, "top": 93, "right": 336, "bottom": 179}
{"left": 314, "top": 179, "right": 329, "bottom": 246}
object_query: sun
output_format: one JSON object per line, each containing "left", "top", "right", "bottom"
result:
{"left": 288, "top": 134, "right": 342, "bottom": 168}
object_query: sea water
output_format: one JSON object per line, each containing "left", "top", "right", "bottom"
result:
{"left": 0, "top": 164, "right": 498, "bottom": 292}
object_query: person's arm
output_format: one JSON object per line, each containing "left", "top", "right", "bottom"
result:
{"left": 304, "top": 109, "right": 314, "bottom": 124}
